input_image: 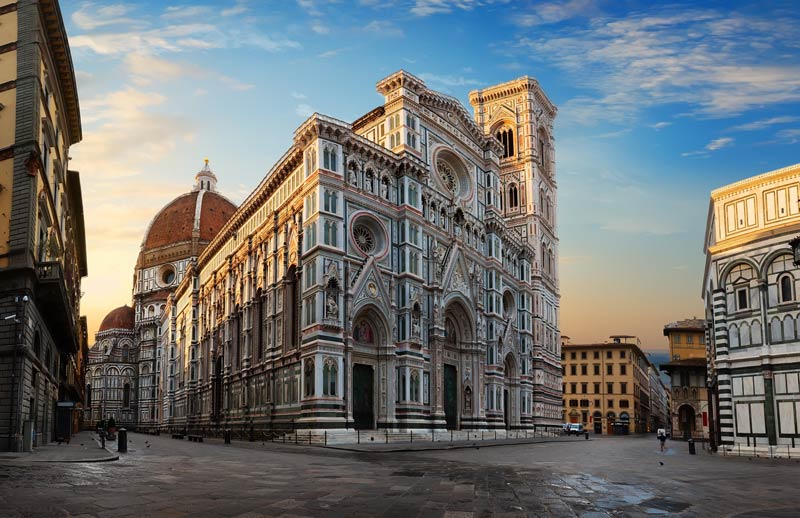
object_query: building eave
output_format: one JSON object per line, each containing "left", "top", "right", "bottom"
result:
{"left": 40, "top": 0, "right": 82, "bottom": 145}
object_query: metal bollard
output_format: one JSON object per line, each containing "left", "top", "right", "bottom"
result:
{"left": 688, "top": 438, "right": 696, "bottom": 455}
{"left": 585, "top": 431, "right": 589, "bottom": 440}
{"left": 118, "top": 428, "right": 128, "bottom": 453}
{"left": 224, "top": 429, "right": 231, "bottom": 444}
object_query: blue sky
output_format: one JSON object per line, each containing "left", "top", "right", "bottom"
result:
{"left": 62, "top": 0, "right": 800, "bottom": 349}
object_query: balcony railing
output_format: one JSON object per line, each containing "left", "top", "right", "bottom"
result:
{"left": 36, "top": 260, "right": 63, "bottom": 282}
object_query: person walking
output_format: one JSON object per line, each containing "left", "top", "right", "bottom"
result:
{"left": 657, "top": 428, "right": 667, "bottom": 452}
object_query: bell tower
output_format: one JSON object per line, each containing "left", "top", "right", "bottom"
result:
{"left": 469, "top": 78, "right": 557, "bottom": 272}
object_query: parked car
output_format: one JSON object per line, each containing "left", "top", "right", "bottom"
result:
{"left": 567, "top": 423, "right": 585, "bottom": 435}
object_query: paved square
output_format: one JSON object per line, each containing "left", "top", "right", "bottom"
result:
{"left": 1, "top": 433, "right": 798, "bottom": 517}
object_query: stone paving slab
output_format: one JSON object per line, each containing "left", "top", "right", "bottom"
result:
{"left": 0, "top": 431, "right": 118, "bottom": 464}
{"left": 2, "top": 432, "right": 800, "bottom": 517}
{"left": 321, "top": 435, "right": 582, "bottom": 453}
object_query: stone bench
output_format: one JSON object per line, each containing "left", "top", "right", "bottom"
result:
{"left": 171, "top": 433, "right": 185, "bottom": 440}
{"left": 188, "top": 435, "right": 203, "bottom": 443}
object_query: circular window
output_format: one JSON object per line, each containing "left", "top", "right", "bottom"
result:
{"left": 353, "top": 224, "right": 375, "bottom": 254}
{"left": 434, "top": 150, "right": 471, "bottom": 201}
{"left": 161, "top": 266, "right": 176, "bottom": 285}
{"left": 437, "top": 160, "right": 457, "bottom": 194}
{"left": 351, "top": 215, "right": 387, "bottom": 257}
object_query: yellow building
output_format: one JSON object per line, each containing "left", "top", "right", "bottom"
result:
{"left": 561, "top": 336, "right": 654, "bottom": 434}
{"left": 0, "top": 0, "right": 86, "bottom": 451}
{"left": 661, "top": 319, "right": 710, "bottom": 440}
{"left": 665, "top": 318, "right": 706, "bottom": 361}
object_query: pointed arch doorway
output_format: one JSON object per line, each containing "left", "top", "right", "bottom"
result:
{"left": 503, "top": 353, "right": 518, "bottom": 429}
{"left": 350, "top": 305, "right": 390, "bottom": 430}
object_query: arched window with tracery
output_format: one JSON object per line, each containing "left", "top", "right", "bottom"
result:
{"left": 495, "top": 127, "right": 515, "bottom": 158}
{"left": 323, "top": 146, "right": 338, "bottom": 172}
{"left": 509, "top": 183, "right": 519, "bottom": 209}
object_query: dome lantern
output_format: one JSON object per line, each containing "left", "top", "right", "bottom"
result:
{"left": 193, "top": 158, "right": 218, "bottom": 192}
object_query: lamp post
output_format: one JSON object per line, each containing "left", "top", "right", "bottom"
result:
{"left": 790, "top": 236, "right": 800, "bottom": 266}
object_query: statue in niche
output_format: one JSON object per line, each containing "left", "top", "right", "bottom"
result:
{"left": 381, "top": 178, "right": 389, "bottom": 199}
{"left": 348, "top": 165, "right": 357, "bottom": 186}
{"left": 326, "top": 291, "right": 339, "bottom": 319}
{"left": 432, "top": 243, "right": 445, "bottom": 280}
{"left": 464, "top": 386, "right": 473, "bottom": 413}
{"left": 411, "top": 316, "right": 420, "bottom": 338}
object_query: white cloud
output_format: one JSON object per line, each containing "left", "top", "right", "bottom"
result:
{"left": 311, "top": 22, "right": 330, "bottom": 34}
{"left": 297, "top": 0, "right": 322, "bottom": 16}
{"left": 162, "top": 5, "right": 212, "bottom": 19}
{"left": 651, "top": 121, "right": 671, "bottom": 130}
{"left": 318, "top": 47, "right": 348, "bottom": 58}
{"left": 363, "top": 20, "right": 404, "bottom": 37}
{"left": 418, "top": 72, "right": 481, "bottom": 90}
{"left": 706, "top": 137, "right": 734, "bottom": 151}
{"left": 124, "top": 53, "right": 254, "bottom": 91}
{"left": 515, "top": 9, "right": 800, "bottom": 123}
{"left": 71, "top": 23, "right": 225, "bottom": 54}
{"left": 410, "top": 0, "right": 505, "bottom": 17}
{"left": 732, "top": 116, "right": 799, "bottom": 131}
{"left": 71, "top": 3, "right": 139, "bottom": 31}
{"left": 291, "top": 91, "right": 307, "bottom": 100}
{"left": 681, "top": 136, "right": 734, "bottom": 157}
{"left": 222, "top": 4, "right": 249, "bottom": 17}
{"left": 777, "top": 128, "right": 800, "bottom": 144}
{"left": 515, "top": 0, "right": 594, "bottom": 26}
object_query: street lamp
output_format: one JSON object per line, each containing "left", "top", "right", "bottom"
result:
{"left": 790, "top": 236, "right": 800, "bottom": 267}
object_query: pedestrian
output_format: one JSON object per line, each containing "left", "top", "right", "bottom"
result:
{"left": 657, "top": 428, "right": 667, "bottom": 452}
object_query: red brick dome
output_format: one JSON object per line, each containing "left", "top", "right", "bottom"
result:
{"left": 99, "top": 305, "right": 135, "bottom": 332}
{"left": 141, "top": 190, "right": 236, "bottom": 252}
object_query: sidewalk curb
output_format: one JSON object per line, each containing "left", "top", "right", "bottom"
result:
{"left": 320, "top": 437, "right": 585, "bottom": 454}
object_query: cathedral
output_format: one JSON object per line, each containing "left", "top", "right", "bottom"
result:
{"left": 87, "top": 71, "right": 563, "bottom": 435}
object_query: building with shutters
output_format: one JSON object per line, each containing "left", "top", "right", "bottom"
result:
{"left": 561, "top": 336, "right": 661, "bottom": 434}
{"left": 0, "top": 0, "right": 88, "bottom": 451}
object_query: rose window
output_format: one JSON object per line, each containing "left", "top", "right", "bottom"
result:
{"left": 437, "top": 160, "right": 457, "bottom": 194}
{"left": 353, "top": 224, "right": 375, "bottom": 254}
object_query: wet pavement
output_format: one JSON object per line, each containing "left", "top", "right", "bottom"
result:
{"left": 0, "top": 432, "right": 798, "bottom": 517}
{"left": 0, "top": 431, "right": 117, "bottom": 464}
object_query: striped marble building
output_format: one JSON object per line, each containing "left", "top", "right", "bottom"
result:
{"left": 704, "top": 163, "right": 800, "bottom": 449}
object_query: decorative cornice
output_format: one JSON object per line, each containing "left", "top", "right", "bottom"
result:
{"left": 710, "top": 162, "right": 800, "bottom": 200}
{"left": 469, "top": 76, "right": 557, "bottom": 118}
{"left": 39, "top": 0, "right": 82, "bottom": 144}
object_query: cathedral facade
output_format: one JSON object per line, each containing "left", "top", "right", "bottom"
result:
{"left": 90, "top": 71, "right": 563, "bottom": 434}
{"left": 161, "top": 71, "right": 562, "bottom": 433}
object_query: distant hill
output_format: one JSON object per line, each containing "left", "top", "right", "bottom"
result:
{"left": 646, "top": 351, "right": 673, "bottom": 386}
